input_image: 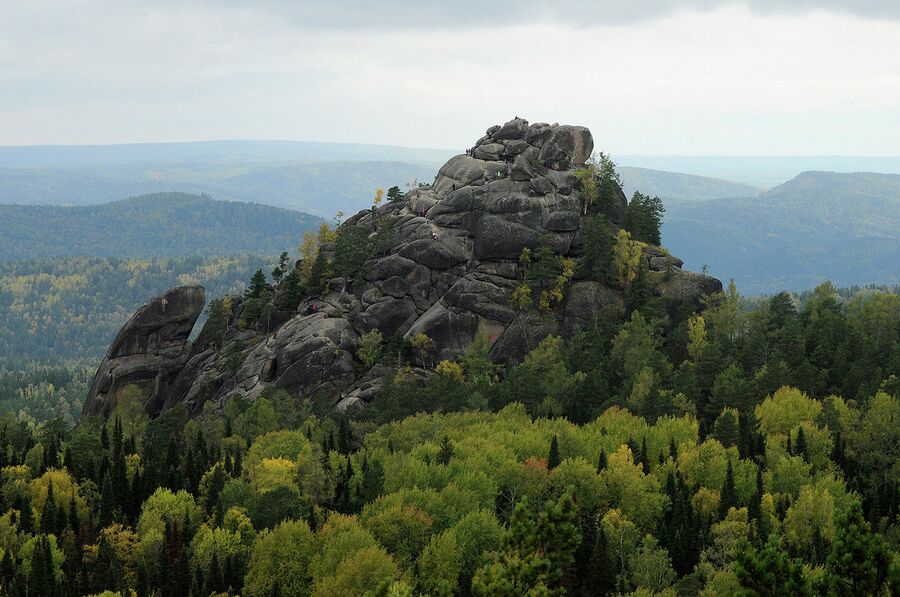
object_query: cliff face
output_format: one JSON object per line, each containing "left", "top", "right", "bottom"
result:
{"left": 83, "top": 118, "right": 722, "bottom": 418}
{"left": 83, "top": 285, "right": 205, "bottom": 417}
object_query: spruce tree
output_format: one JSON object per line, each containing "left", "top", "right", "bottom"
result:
{"left": 638, "top": 436, "right": 650, "bottom": 473}
{"left": 719, "top": 459, "right": 737, "bottom": 519}
{"left": 245, "top": 269, "right": 268, "bottom": 299}
{"left": 596, "top": 448, "right": 607, "bottom": 473}
{"left": 794, "top": 426, "right": 809, "bottom": 462}
{"left": 588, "top": 526, "right": 616, "bottom": 596}
{"left": 40, "top": 481, "right": 57, "bottom": 535}
{"left": 548, "top": 435, "right": 561, "bottom": 471}
{"left": 734, "top": 536, "right": 811, "bottom": 596}
{"left": 337, "top": 417, "right": 352, "bottom": 454}
{"left": 818, "top": 501, "right": 897, "bottom": 596}
{"left": 437, "top": 435, "right": 454, "bottom": 466}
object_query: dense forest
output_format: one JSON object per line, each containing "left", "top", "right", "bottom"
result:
{"left": 0, "top": 275, "right": 896, "bottom": 596}
{"left": 0, "top": 255, "right": 276, "bottom": 364}
{"left": 0, "top": 193, "right": 321, "bottom": 260}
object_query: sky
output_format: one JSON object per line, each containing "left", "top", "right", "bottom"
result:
{"left": 1, "top": 1, "right": 899, "bottom": 155}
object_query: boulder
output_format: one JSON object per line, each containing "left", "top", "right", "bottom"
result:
{"left": 83, "top": 285, "right": 205, "bottom": 417}
{"left": 85, "top": 117, "right": 722, "bottom": 419}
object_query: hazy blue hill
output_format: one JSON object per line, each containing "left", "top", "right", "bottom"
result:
{"left": 663, "top": 171, "right": 900, "bottom": 293}
{"left": 0, "top": 139, "right": 454, "bottom": 168}
{"left": 207, "top": 160, "right": 437, "bottom": 214}
{"left": 0, "top": 192, "right": 323, "bottom": 260}
{"left": 0, "top": 159, "right": 438, "bottom": 216}
{"left": 618, "top": 166, "right": 760, "bottom": 202}
{"left": 617, "top": 155, "right": 900, "bottom": 189}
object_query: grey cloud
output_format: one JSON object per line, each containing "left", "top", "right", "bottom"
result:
{"left": 188, "top": 0, "right": 900, "bottom": 28}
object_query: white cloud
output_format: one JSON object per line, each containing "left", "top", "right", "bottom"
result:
{"left": 0, "top": 2, "right": 898, "bottom": 154}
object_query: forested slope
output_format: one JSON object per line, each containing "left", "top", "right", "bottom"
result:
{"left": 0, "top": 255, "right": 275, "bottom": 363}
{"left": 0, "top": 281, "right": 896, "bottom": 595}
{"left": 0, "top": 193, "right": 322, "bottom": 260}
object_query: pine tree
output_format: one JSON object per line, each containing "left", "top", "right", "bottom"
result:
{"left": 29, "top": 535, "right": 55, "bottom": 597}
{"left": 246, "top": 269, "right": 268, "bottom": 299}
{"left": 719, "top": 459, "right": 737, "bottom": 519}
{"left": 0, "top": 548, "right": 14, "bottom": 585}
{"left": 588, "top": 525, "right": 616, "bottom": 596}
{"left": 548, "top": 435, "right": 561, "bottom": 471}
{"left": 794, "top": 426, "right": 809, "bottom": 462}
{"left": 638, "top": 436, "right": 650, "bottom": 473}
{"left": 17, "top": 494, "right": 33, "bottom": 533}
{"left": 337, "top": 418, "right": 352, "bottom": 454}
{"left": 437, "top": 435, "right": 454, "bottom": 466}
{"left": 68, "top": 494, "right": 80, "bottom": 537}
{"left": 473, "top": 489, "right": 581, "bottom": 595}
{"left": 232, "top": 449, "right": 243, "bottom": 478}
{"left": 596, "top": 448, "right": 607, "bottom": 473}
{"left": 748, "top": 466, "right": 764, "bottom": 541}
{"left": 63, "top": 447, "right": 74, "bottom": 473}
{"left": 579, "top": 216, "right": 614, "bottom": 283}
{"left": 386, "top": 185, "right": 404, "bottom": 203}
{"left": 99, "top": 474, "right": 114, "bottom": 527}
{"left": 734, "top": 536, "right": 812, "bottom": 596}
{"left": 817, "top": 501, "right": 897, "bottom": 596}
{"left": 40, "top": 481, "right": 58, "bottom": 535}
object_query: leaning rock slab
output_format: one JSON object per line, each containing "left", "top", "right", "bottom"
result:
{"left": 83, "top": 285, "right": 205, "bottom": 417}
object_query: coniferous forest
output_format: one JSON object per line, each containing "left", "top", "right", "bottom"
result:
{"left": 0, "top": 267, "right": 896, "bottom": 596}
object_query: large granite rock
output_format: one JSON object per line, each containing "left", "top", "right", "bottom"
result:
{"left": 83, "top": 285, "right": 205, "bottom": 417}
{"left": 85, "top": 118, "right": 722, "bottom": 418}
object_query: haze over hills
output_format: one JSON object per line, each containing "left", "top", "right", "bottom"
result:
{"left": 3, "top": 140, "right": 900, "bottom": 216}
{"left": 618, "top": 166, "right": 760, "bottom": 203}
{"left": 663, "top": 171, "right": 900, "bottom": 294}
{"left": 616, "top": 154, "right": 900, "bottom": 189}
{"left": 0, "top": 192, "right": 323, "bottom": 260}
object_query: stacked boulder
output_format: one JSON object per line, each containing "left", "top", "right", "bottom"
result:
{"left": 83, "top": 118, "right": 721, "bottom": 418}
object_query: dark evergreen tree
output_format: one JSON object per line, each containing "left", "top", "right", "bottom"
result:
{"left": 437, "top": 435, "right": 454, "bottom": 466}
{"left": 548, "top": 435, "right": 561, "bottom": 471}
{"left": 596, "top": 448, "right": 607, "bottom": 473}
{"left": 40, "top": 481, "right": 57, "bottom": 535}
{"left": 386, "top": 186, "right": 404, "bottom": 203}
{"left": 734, "top": 536, "right": 812, "bottom": 596}
{"left": 719, "top": 459, "right": 738, "bottom": 519}
{"left": 337, "top": 417, "right": 352, "bottom": 455}
{"left": 817, "top": 501, "right": 898, "bottom": 596}
{"left": 638, "top": 436, "right": 650, "bottom": 473}
{"left": 579, "top": 216, "right": 613, "bottom": 284}
{"left": 794, "top": 426, "right": 809, "bottom": 462}
{"left": 245, "top": 269, "right": 268, "bottom": 299}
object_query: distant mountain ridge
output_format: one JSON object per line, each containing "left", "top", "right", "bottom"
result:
{"left": 618, "top": 166, "right": 760, "bottom": 203}
{"left": 0, "top": 139, "right": 455, "bottom": 168}
{"left": 662, "top": 171, "right": 900, "bottom": 293}
{"left": 0, "top": 192, "right": 323, "bottom": 260}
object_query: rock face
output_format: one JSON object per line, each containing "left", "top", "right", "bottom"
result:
{"left": 85, "top": 118, "right": 722, "bottom": 418}
{"left": 83, "top": 285, "right": 205, "bottom": 417}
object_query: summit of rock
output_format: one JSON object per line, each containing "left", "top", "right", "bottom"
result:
{"left": 83, "top": 118, "right": 722, "bottom": 418}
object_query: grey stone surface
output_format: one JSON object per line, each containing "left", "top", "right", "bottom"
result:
{"left": 86, "top": 117, "right": 721, "bottom": 418}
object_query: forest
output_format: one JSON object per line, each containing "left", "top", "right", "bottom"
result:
{"left": 0, "top": 193, "right": 321, "bottom": 261}
{"left": 0, "top": 274, "right": 896, "bottom": 596}
{"left": 0, "top": 255, "right": 275, "bottom": 365}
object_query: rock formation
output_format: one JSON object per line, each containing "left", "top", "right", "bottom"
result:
{"left": 83, "top": 285, "right": 205, "bottom": 417}
{"left": 83, "top": 118, "right": 721, "bottom": 418}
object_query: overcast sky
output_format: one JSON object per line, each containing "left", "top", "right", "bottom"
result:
{"left": 2, "top": 1, "right": 899, "bottom": 154}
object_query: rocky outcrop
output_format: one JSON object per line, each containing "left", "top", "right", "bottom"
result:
{"left": 83, "top": 285, "right": 205, "bottom": 417}
{"left": 85, "top": 118, "right": 722, "bottom": 418}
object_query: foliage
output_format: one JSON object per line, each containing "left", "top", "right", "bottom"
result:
{"left": 0, "top": 254, "right": 275, "bottom": 365}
